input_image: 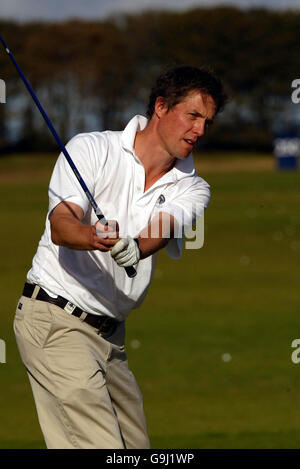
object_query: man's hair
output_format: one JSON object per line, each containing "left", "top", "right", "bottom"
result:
{"left": 146, "top": 65, "right": 227, "bottom": 119}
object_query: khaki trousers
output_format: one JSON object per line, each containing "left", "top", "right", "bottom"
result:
{"left": 14, "top": 292, "right": 150, "bottom": 449}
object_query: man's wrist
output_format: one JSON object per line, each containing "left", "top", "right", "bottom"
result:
{"left": 134, "top": 237, "right": 141, "bottom": 257}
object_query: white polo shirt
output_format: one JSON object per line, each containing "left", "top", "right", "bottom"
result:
{"left": 27, "top": 115, "right": 210, "bottom": 320}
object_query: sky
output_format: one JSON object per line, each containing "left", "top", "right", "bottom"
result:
{"left": 1, "top": 0, "right": 300, "bottom": 22}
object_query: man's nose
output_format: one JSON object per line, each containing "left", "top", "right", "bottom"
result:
{"left": 193, "top": 120, "right": 206, "bottom": 137}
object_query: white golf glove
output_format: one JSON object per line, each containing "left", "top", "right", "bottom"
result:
{"left": 111, "top": 237, "right": 140, "bottom": 267}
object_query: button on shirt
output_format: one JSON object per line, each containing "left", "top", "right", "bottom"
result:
{"left": 27, "top": 115, "right": 210, "bottom": 320}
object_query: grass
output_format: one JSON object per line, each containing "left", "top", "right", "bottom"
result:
{"left": 0, "top": 151, "right": 300, "bottom": 449}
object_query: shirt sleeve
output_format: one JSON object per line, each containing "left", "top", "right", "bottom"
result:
{"left": 158, "top": 176, "right": 211, "bottom": 259}
{"left": 48, "top": 133, "right": 107, "bottom": 216}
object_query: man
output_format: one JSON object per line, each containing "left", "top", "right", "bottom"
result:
{"left": 14, "top": 66, "right": 226, "bottom": 449}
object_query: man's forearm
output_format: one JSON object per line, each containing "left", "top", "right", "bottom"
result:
{"left": 137, "top": 212, "right": 176, "bottom": 259}
{"left": 50, "top": 214, "right": 95, "bottom": 250}
{"left": 49, "top": 201, "right": 120, "bottom": 252}
{"left": 137, "top": 236, "right": 169, "bottom": 259}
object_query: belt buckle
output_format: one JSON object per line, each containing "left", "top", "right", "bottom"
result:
{"left": 95, "top": 316, "right": 104, "bottom": 330}
{"left": 97, "top": 317, "right": 115, "bottom": 335}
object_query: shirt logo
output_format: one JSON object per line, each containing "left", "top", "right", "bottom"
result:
{"left": 156, "top": 194, "right": 165, "bottom": 206}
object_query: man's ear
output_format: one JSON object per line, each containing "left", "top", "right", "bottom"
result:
{"left": 154, "top": 96, "right": 168, "bottom": 118}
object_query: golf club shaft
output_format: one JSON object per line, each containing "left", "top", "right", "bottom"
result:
{"left": 0, "top": 34, "right": 136, "bottom": 278}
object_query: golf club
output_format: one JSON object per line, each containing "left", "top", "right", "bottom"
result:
{"left": 0, "top": 34, "right": 136, "bottom": 278}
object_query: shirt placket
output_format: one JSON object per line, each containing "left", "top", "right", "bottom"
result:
{"left": 134, "top": 163, "right": 145, "bottom": 203}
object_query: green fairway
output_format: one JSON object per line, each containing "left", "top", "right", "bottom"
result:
{"left": 1, "top": 152, "right": 300, "bottom": 449}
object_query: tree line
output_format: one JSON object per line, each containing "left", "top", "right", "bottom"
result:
{"left": 0, "top": 6, "right": 299, "bottom": 153}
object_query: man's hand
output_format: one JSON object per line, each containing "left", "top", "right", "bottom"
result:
{"left": 93, "top": 220, "right": 120, "bottom": 252}
{"left": 110, "top": 237, "right": 140, "bottom": 267}
{"left": 50, "top": 201, "right": 121, "bottom": 251}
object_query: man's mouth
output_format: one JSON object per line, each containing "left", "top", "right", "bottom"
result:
{"left": 184, "top": 139, "right": 196, "bottom": 148}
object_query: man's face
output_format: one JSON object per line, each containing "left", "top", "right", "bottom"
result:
{"left": 155, "top": 90, "right": 216, "bottom": 159}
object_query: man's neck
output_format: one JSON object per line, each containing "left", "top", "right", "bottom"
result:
{"left": 134, "top": 122, "right": 176, "bottom": 191}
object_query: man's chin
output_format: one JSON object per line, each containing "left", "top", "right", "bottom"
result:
{"left": 176, "top": 150, "right": 192, "bottom": 160}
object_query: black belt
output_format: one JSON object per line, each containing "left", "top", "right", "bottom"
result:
{"left": 22, "top": 282, "right": 118, "bottom": 333}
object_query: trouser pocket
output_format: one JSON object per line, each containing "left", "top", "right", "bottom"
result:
{"left": 14, "top": 295, "right": 55, "bottom": 349}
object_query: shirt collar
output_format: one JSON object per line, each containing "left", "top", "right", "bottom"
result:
{"left": 173, "top": 153, "right": 195, "bottom": 181}
{"left": 121, "top": 114, "right": 196, "bottom": 181}
{"left": 121, "top": 115, "right": 148, "bottom": 156}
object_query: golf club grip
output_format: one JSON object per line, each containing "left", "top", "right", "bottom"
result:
{"left": 98, "top": 217, "right": 137, "bottom": 279}
{"left": 125, "top": 266, "right": 137, "bottom": 278}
